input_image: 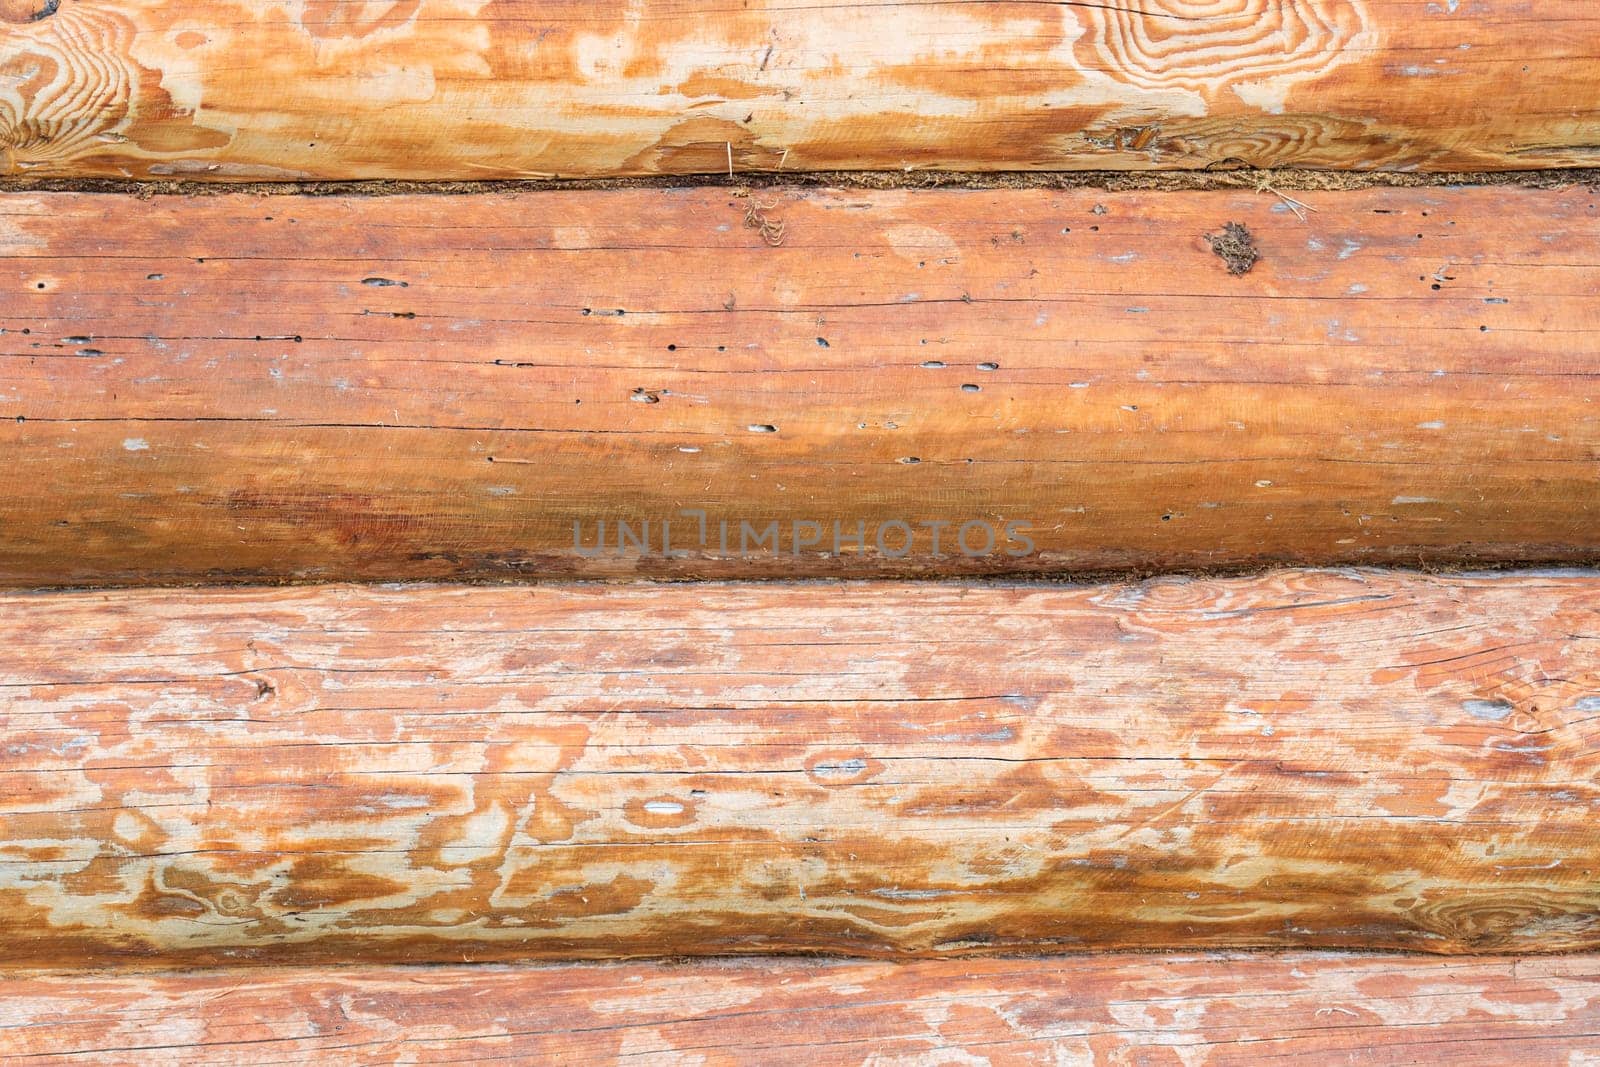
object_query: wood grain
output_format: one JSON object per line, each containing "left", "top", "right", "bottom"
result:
{"left": 3, "top": 570, "right": 1599, "bottom": 966}
{"left": 3, "top": 185, "right": 1600, "bottom": 587}
{"left": 4, "top": 955, "right": 1599, "bottom": 1064}
{"left": 2, "top": 1, "right": 1599, "bottom": 179}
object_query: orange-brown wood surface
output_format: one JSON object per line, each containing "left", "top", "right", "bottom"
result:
{"left": 3, "top": 185, "right": 1599, "bottom": 587}
{"left": 4, "top": 955, "right": 1599, "bottom": 1064}
{"left": 3, "top": 1, "right": 1599, "bottom": 179}
{"left": 3, "top": 570, "right": 1599, "bottom": 966}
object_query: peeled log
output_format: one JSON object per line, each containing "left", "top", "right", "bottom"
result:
{"left": 4, "top": 956, "right": 1599, "bottom": 1065}
{"left": 2, "top": 1, "right": 1600, "bottom": 179}
{"left": 2, "top": 570, "right": 1598, "bottom": 966}
{"left": 3, "top": 185, "right": 1599, "bottom": 587}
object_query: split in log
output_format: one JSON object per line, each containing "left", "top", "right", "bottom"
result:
{"left": 3, "top": 2, "right": 1600, "bottom": 179}
{"left": 2, "top": 185, "right": 1599, "bottom": 586}
{"left": 2, "top": 570, "right": 1598, "bottom": 966}
{"left": 3, "top": 955, "right": 1599, "bottom": 1064}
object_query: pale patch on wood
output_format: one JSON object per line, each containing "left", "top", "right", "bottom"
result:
{"left": 1071, "top": 0, "right": 1377, "bottom": 113}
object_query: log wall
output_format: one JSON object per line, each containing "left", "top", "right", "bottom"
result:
{"left": 6, "top": 5, "right": 1600, "bottom": 1050}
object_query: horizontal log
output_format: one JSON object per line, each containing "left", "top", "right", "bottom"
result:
{"left": 4, "top": 955, "right": 1598, "bottom": 1065}
{"left": 3, "top": 185, "right": 1599, "bottom": 586}
{"left": 3, "top": 570, "right": 1598, "bottom": 966}
{"left": 3, "top": 2, "right": 1599, "bottom": 179}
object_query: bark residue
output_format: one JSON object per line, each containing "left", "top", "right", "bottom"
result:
{"left": 1208, "top": 221, "right": 1260, "bottom": 275}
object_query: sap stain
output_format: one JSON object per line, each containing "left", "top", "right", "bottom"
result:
{"left": 0, "top": 0, "right": 57, "bottom": 23}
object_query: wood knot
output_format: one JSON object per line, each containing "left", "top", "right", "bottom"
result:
{"left": 0, "top": 0, "right": 59, "bottom": 23}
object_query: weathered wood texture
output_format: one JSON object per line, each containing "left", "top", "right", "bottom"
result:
{"left": 4, "top": 955, "right": 1599, "bottom": 1065}
{"left": 2, "top": 1, "right": 1599, "bottom": 179}
{"left": 3, "top": 185, "right": 1599, "bottom": 587}
{"left": 3, "top": 570, "right": 1599, "bottom": 966}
